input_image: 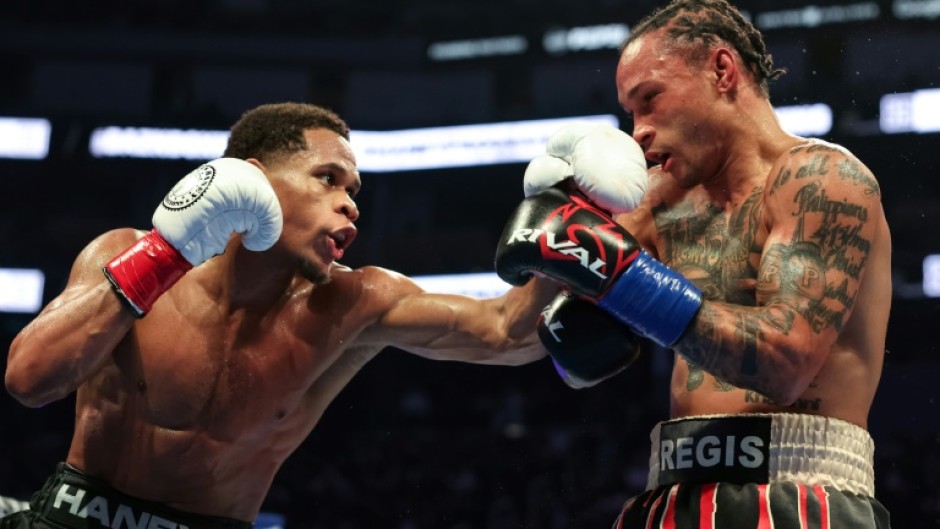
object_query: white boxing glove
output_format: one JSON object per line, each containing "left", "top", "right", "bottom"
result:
{"left": 153, "top": 157, "right": 283, "bottom": 265}
{"left": 523, "top": 122, "right": 649, "bottom": 215}
{"left": 103, "top": 158, "right": 283, "bottom": 316}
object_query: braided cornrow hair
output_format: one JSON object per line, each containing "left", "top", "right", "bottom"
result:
{"left": 622, "top": 0, "right": 786, "bottom": 98}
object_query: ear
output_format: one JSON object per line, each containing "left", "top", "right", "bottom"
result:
{"left": 243, "top": 158, "right": 276, "bottom": 184}
{"left": 245, "top": 158, "right": 267, "bottom": 173}
{"left": 712, "top": 47, "right": 738, "bottom": 94}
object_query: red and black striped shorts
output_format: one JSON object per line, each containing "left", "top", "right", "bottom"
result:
{"left": 614, "top": 414, "right": 890, "bottom": 529}
{"left": 614, "top": 480, "right": 890, "bottom": 529}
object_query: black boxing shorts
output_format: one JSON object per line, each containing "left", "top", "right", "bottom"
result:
{"left": 614, "top": 413, "right": 891, "bottom": 529}
{"left": 0, "top": 463, "right": 253, "bottom": 529}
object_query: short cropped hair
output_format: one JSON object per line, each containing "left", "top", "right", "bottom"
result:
{"left": 223, "top": 102, "right": 350, "bottom": 162}
{"left": 622, "top": 0, "right": 786, "bottom": 98}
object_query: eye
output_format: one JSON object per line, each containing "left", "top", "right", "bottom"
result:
{"left": 316, "top": 172, "right": 335, "bottom": 185}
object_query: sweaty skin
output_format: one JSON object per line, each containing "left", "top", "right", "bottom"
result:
{"left": 5, "top": 129, "right": 557, "bottom": 521}
{"left": 614, "top": 29, "right": 891, "bottom": 429}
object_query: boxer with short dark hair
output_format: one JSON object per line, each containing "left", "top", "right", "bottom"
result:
{"left": 3, "top": 102, "right": 559, "bottom": 529}
{"left": 498, "top": 1, "right": 893, "bottom": 527}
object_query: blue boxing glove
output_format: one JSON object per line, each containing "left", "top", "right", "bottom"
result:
{"left": 538, "top": 292, "right": 643, "bottom": 389}
{"left": 495, "top": 183, "right": 702, "bottom": 348}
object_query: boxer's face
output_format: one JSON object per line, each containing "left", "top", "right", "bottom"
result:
{"left": 263, "top": 128, "right": 360, "bottom": 284}
{"left": 616, "top": 31, "right": 727, "bottom": 188}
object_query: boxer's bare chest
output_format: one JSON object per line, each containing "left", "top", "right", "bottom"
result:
{"left": 115, "top": 288, "right": 373, "bottom": 437}
{"left": 648, "top": 186, "right": 801, "bottom": 411}
{"left": 649, "top": 186, "right": 768, "bottom": 305}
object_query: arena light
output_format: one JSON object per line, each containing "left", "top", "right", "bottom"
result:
{"left": 0, "top": 117, "right": 51, "bottom": 160}
{"left": 893, "top": 0, "right": 940, "bottom": 19}
{"left": 411, "top": 272, "right": 511, "bottom": 299}
{"left": 923, "top": 254, "right": 940, "bottom": 298}
{"left": 427, "top": 35, "right": 528, "bottom": 61}
{"left": 349, "top": 114, "right": 619, "bottom": 172}
{"left": 542, "top": 24, "right": 630, "bottom": 55}
{"left": 89, "top": 127, "right": 229, "bottom": 160}
{"left": 87, "top": 115, "right": 621, "bottom": 171}
{"left": 775, "top": 103, "right": 832, "bottom": 136}
{"left": 0, "top": 268, "right": 45, "bottom": 313}
{"left": 755, "top": 2, "right": 881, "bottom": 29}
{"left": 880, "top": 88, "right": 940, "bottom": 134}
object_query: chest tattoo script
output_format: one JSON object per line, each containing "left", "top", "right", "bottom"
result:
{"left": 654, "top": 187, "right": 763, "bottom": 305}
{"left": 656, "top": 192, "right": 763, "bottom": 396}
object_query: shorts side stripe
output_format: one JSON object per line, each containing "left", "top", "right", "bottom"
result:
{"left": 646, "top": 488, "right": 667, "bottom": 529}
{"left": 798, "top": 483, "right": 808, "bottom": 529}
{"left": 757, "top": 483, "right": 772, "bottom": 529}
{"left": 699, "top": 483, "right": 717, "bottom": 529}
{"left": 813, "top": 485, "right": 830, "bottom": 529}
{"left": 659, "top": 484, "right": 679, "bottom": 529}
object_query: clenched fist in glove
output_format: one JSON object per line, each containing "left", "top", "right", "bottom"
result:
{"left": 495, "top": 183, "right": 702, "bottom": 349}
{"left": 103, "top": 158, "right": 283, "bottom": 317}
{"left": 524, "top": 122, "right": 649, "bottom": 215}
{"left": 538, "top": 291, "right": 642, "bottom": 389}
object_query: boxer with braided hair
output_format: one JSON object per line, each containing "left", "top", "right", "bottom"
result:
{"left": 501, "top": 1, "right": 892, "bottom": 527}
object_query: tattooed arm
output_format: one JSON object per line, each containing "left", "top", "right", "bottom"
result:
{"left": 675, "top": 143, "right": 883, "bottom": 404}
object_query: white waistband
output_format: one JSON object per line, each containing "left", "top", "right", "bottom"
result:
{"left": 647, "top": 413, "right": 875, "bottom": 496}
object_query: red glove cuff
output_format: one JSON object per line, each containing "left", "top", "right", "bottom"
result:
{"left": 102, "top": 229, "right": 193, "bottom": 317}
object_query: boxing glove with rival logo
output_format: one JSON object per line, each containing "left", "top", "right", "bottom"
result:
{"left": 495, "top": 183, "right": 702, "bottom": 349}
{"left": 538, "top": 291, "right": 643, "bottom": 389}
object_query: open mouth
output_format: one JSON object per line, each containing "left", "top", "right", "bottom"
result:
{"left": 326, "top": 226, "right": 358, "bottom": 260}
{"left": 646, "top": 148, "right": 670, "bottom": 171}
{"left": 661, "top": 153, "right": 673, "bottom": 173}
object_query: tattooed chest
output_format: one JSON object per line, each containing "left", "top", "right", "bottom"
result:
{"left": 652, "top": 191, "right": 765, "bottom": 305}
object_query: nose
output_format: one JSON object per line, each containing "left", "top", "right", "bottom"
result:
{"left": 338, "top": 192, "right": 359, "bottom": 222}
{"left": 631, "top": 122, "right": 655, "bottom": 154}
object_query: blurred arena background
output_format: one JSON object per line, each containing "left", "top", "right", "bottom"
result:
{"left": 1, "top": 0, "right": 938, "bottom": 527}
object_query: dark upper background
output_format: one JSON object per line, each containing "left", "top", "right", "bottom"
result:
{"left": 0, "top": 0, "right": 938, "bottom": 527}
